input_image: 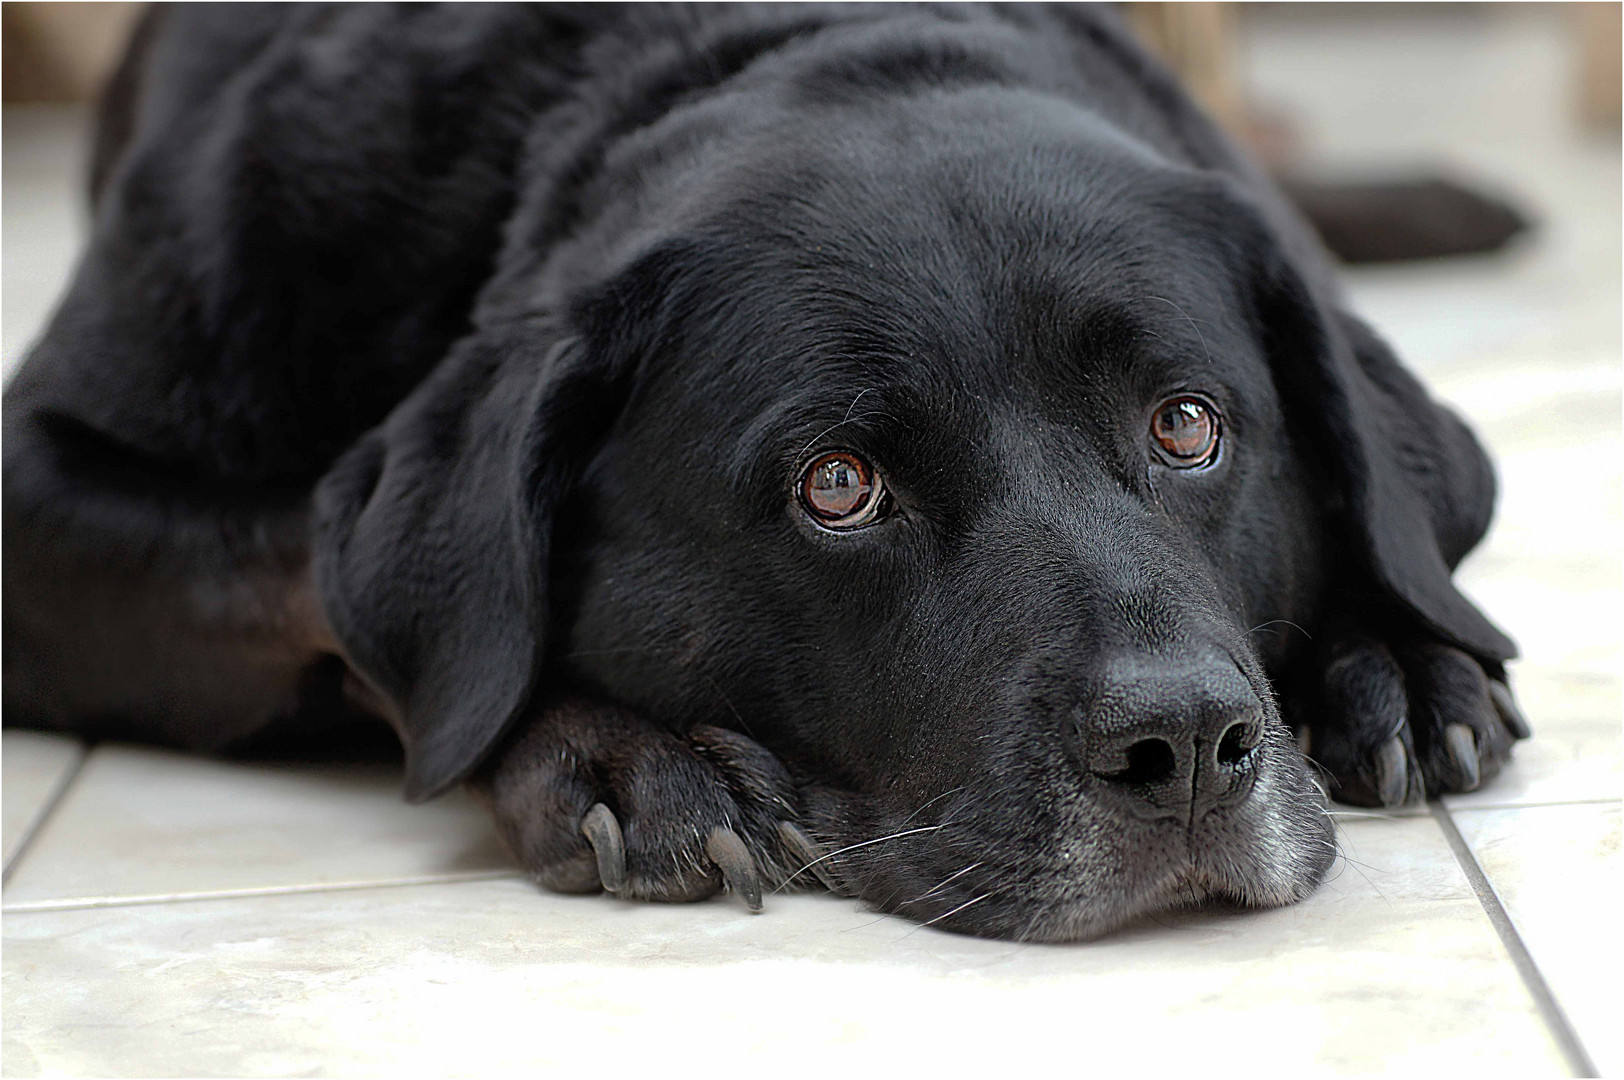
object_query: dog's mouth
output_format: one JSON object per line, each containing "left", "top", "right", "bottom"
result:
{"left": 800, "top": 723, "right": 1336, "bottom": 942}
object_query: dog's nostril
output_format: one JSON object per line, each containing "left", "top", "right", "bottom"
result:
{"left": 1099, "top": 737, "right": 1177, "bottom": 785}
{"left": 1216, "top": 721, "right": 1254, "bottom": 766}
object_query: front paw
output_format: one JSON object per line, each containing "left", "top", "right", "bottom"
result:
{"left": 467, "top": 698, "right": 838, "bottom": 908}
{"left": 1297, "top": 634, "right": 1530, "bottom": 808}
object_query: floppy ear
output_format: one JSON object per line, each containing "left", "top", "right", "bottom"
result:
{"left": 313, "top": 320, "right": 620, "bottom": 800}
{"left": 1250, "top": 220, "right": 1517, "bottom": 664}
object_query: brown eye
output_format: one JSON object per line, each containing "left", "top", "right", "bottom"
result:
{"left": 798, "top": 451, "right": 887, "bottom": 528}
{"left": 1150, "top": 395, "right": 1220, "bottom": 467}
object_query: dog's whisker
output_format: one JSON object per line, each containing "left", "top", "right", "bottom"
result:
{"left": 1144, "top": 294, "right": 1213, "bottom": 365}
{"left": 902, "top": 860, "right": 986, "bottom": 907}
{"left": 772, "top": 822, "right": 954, "bottom": 892}
{"left": 1328, "top": 850, "right": 1382, "bottom": 895}
{"left": 840, "top": 388, "right": 874, "bottom": 424}
{"left": 1246, "top": 619, "right": 1313, "bottom": 641}
{"left": 905, "top": 889, "right": 1000, "bottom": 934}
{"left": 794, "top": 388, "right": 885, "bottom": 456}
{"left": 900, "top": 786, "right": 965, "bottom": 825}
{"left": 1304, "top": 807, "right": 1388, "bottom": 897}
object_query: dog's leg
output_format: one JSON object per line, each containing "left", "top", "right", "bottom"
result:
{"left": 2, "top": 411, "right": 343, "bottom": 751}
{"left": 468, "top": 698, "right": 842, "bottom": 909}
{"left": 1285, "top": 616, "right": 1528, "bottom": 808}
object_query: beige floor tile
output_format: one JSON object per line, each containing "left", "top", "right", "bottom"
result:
{"left": 1, "top": 732, "right": 85, "bottom": 876}
{"left": 1453, "top": 802, "right": 1622, "bottom": 1077}
{"left": 1, "top": 743, "right": 515, "bottom": 909}
{"left": 0, "top": 815, "right": 1568, "bottom": 1078}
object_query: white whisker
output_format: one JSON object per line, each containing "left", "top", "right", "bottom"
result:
{"left": 796, "top": 388, "right": 876, "bottom": 455}
{"left": 904, "top": 861, "right": 985, "bottom": 906}
{"left": 772, "top": 822, "right": 953, "bottom": 892}
{"left": 901, "top": 786, "right": 965, "bottom": 825}
{"left": 908, "top": 890, "right": 998, "bottom": 933}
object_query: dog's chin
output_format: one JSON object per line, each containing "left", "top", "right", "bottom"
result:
{"left": 809, "top": 740, "right": 1336, "bottom": 943}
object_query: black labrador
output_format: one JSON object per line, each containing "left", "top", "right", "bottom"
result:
{"left": 2, "top": 3, "right": 1526, "bottom": 940}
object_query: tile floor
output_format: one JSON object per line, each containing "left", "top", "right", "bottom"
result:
{"left": 3, "top": 7, "right": 1619, "bottom": 1077}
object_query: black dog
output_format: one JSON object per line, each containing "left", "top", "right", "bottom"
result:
{"left": 3, "top": 3, "right": 1526, "bottom": 940}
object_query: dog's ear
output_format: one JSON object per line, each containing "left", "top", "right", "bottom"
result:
{"left": 1249, "top": 222, "right": 1517, "bottom": 663}
{"left": 313, "top": 320, "right": 620, "bottom": 800}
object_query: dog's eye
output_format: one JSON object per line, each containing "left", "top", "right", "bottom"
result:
{"left": 1150, "top": 396, "right": 1220, "bottom": 467}
{"left": 798, "top": 451, "right": 887, "bottom": 529}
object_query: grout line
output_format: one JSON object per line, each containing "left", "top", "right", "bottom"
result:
{"left": 1324, "top": 796, "right": 1619, "bottom": 824}
{"left": 1441, "top": 796, "right": 1622, "bottom": 813}
{"left": 1430, "top": 801, "right": 1600, "bottom": 1078}
{"left": 1, "top": 869, "right": 526, "bottom": 914}
{"left": 2, "top": 740, "right": 91, "bottom": 885}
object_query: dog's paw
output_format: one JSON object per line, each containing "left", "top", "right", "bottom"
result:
{"left": 1297, "top": 635, "right": 1530, "bottom": 808}
{"left": 467, "top": 698, "right": 839, "bottom": 908}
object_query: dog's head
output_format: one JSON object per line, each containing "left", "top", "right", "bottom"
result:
{"left": 315, "top": 83, "right": 1511, "bottom": 939}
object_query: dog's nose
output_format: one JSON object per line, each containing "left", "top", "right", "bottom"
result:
{"left": 1072, "top": 653, "right": 1263, "bottom": 821}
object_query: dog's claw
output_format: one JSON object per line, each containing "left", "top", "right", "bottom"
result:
{"left": 1373, "top": 736, "right": 1410, "bottom": 807}
{"left": 1487, "top": 680, "right": 1531, "bottom": 740}
{"left": 1444, "top": 722, "right": 1481, "bottom": 791}
{"left": 777, "top": 820, "right": 841, "bottom": 893}
{"left": 705, "top": 826, "right": 763, "bottom": 912}
{"left": 580, "top": 803, "right": 627, "bottom": 894}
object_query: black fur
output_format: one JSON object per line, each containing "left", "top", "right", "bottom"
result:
{"left": 3, "top": 3, "right": 1522, "bottom": 940}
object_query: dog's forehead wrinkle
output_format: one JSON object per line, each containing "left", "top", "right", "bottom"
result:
{"left": 585, "top": 97, "right": 1238, "bottom": 322}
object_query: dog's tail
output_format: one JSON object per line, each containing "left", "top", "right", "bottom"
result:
{"left": 1280, "top": 174, "right": 1530, "bottom": 264}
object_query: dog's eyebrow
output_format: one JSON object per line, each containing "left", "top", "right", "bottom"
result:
{"left": 723, "top": 380, "right": 909, "bottom": 496}
{"left": 1142, "top": 295, "right": 1214, "bottom": 366}
{"left": 795, "top": 387, "right": 876, "bottom": 456}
